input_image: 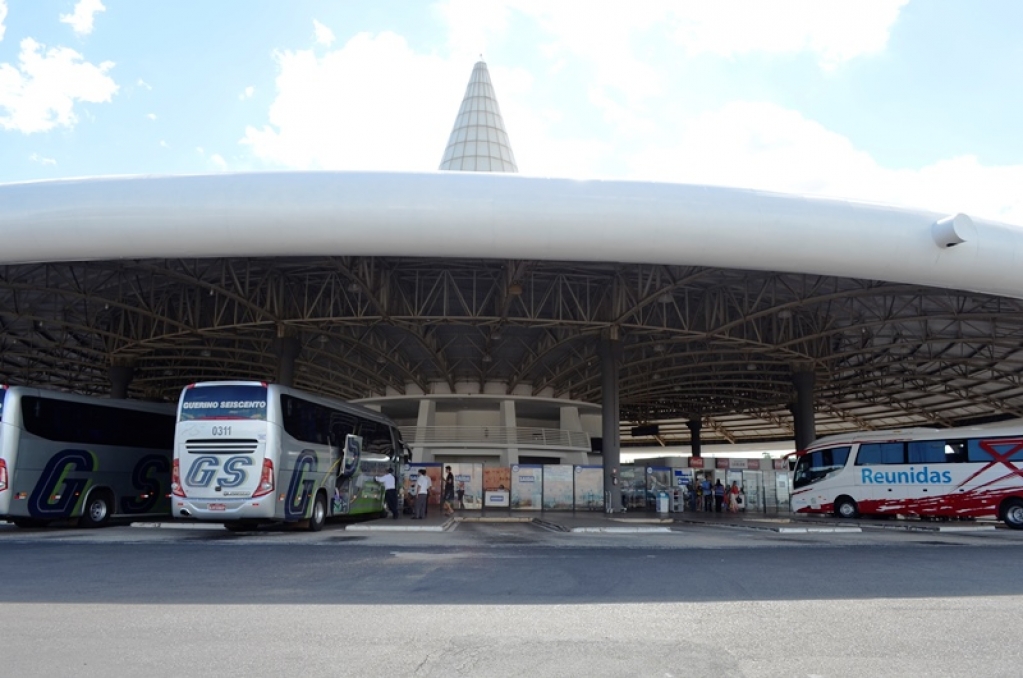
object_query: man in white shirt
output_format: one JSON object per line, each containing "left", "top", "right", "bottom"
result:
{"left": 375, "top": 469, "right": 397, "bottom": 519}
{"left": 414, "top": 468, "right": 431, "bottom": 519}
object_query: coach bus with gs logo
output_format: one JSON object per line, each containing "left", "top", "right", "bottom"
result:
{"left": 171, "top": 381, "right": 406, "bottom": 531}
{"left": 0, "top": 385, "right": 176, "bottom": 528}
{"left": 790, "top": 424, "right": 1023, "bottom": 529}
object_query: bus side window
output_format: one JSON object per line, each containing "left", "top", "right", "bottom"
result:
{"left": 944, "top": 439, "right": 967, "bottom": 463}
{"left": 856, "top": 443, "right": 904, "bottom": 465}
{"left": 908, "top": 440, "right": 947, "bottom": 464}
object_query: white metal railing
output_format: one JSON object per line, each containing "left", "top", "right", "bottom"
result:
{"left": 399, "top": 426, "right": 590, "bottom": 451}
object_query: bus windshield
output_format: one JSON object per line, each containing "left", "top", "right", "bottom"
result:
{"left": 179, "top": 384, "right": 268, "bottom": 421}
{"left": 792, "top": 446, "right": 851, "bottom": 490}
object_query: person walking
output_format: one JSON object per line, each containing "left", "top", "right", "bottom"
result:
{"left": 375, "top": 467, "right": 398, "bottom": 519}
{"left": 713, "top": 479, "right": 725, "bottom": 513}
{"left": 414, "top": 468, "right": 431, "bottom": 520}
{"left": 442, "top": 465, "right": 456, "bottom": 516}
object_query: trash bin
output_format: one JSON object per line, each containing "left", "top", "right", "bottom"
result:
{"left": 656, "top": 491, "right": 670, "bottom": 513}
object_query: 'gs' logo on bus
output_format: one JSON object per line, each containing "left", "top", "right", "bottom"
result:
{"left": 185, "top": 455, "right": 252, "bottom": 487}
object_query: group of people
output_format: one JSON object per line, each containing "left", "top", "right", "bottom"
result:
{"left": 696, "top": 477, "right": 745, "bottom": 513}
{"left": 376, "top": 465, "right": 459, "bottom": 520}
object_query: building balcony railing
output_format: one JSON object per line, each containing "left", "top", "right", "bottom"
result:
{"left": 399, "top": 426, "right": 591, "bottom": 452}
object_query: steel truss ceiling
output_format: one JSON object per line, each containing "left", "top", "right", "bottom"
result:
{"left": 2, "top": 256, "right": 1022, "bottom": 446}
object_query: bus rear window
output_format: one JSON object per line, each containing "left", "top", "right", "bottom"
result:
{"left": 180, "top": 385, "right": 268, "bottom": 421}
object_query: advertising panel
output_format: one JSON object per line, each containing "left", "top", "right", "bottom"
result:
{"left": 646, "top": 466, "right": 673, "bottom": 507}
{"left": 511, "top": 465, "right": 543, "bottom": 510}
{"left": 449, "top": 462, "right": 483, "bottom": 511}
{"left": 542, "top": 464, "right": 574, "bottom": 509}
{"left": 621, "top": 465, "right": 647, "bottom": 510}
{"left": 483, "top": 466, "right": 511, "bottom": 508}
{"left": 573, "top": 466, "right": 604, "bottom": 511}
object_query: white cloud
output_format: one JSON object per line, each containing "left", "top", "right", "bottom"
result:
{"left": 242, "top": 32, "right": 477, "bottom": 171}
{"left": 137, "top": 78, "right": 152, "bottom": 90}
{"left": 59, "top": 0, "right": 106, "bottom": 36}
{"left": 620, "top": 101, "right": 1023, "bottom": 225}
{"left": 239, "top": 85, "right": 254, "bottom": 100}
{"left": 313, "top": 20, "right": 335, "bottom": 47}
{"left": 146, "top": 112, "right": 156, "bottom": 120}
{"left": 666, "top": 0, "right": 908, "bottom": 70}
{"left": 159, "top": 139, "right": 168, "bottom": 148}
{"left": 210, "top": 153, "right": 227, "bottom": 170}
{"left": 0, "top": 38, "right": 118, "bottom": 133}
{"left": 0, "top": 0, "right": 7, "bottom": 42}
{"left": 29, "top": 152, "right": 56, "bottom": 165}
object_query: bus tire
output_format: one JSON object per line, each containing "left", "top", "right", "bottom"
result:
{"left": 80, "top": 490, "right": 114, "bottom": 528}
{"left": 1002, "top": 498, "right": 1023, "bottom": 530}
{"left": 308, "top": 493, "right": 326, "bottom": 532}
{"left": 834, "top": 496, "right": 859, "bottom": 520}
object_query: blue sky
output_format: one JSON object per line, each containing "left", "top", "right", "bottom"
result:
{"left": 2, "top": 0, "right": 1021, "bottom": 224}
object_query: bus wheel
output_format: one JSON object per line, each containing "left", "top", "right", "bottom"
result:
{"left": 307, "top": 493, "right": 326, "bottom": 532}
{"left": 834, "top": 497, "right": 859, "bottom": 520}
{"left": 80, "top": 491, "right": 113, "bottom": 528}
{"left": 1003, "top": 498, "right": 1023, "bottom": 530}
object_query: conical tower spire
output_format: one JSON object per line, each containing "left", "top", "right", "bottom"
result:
{"left": 439, "top": 60, "right": 518, "bottom": 172}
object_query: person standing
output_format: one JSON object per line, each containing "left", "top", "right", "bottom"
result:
{"left": 375, "top": 468, "right": 398, "bottom": 519}
{"left": 442, "top": 466, "right": 456, "bottom": 516}
{"left": 728, "top": 481, "right": 741, "bottom": 513}
{"left": 713, "top": 479, "right": 725, "bottom": 513}
{"left": 700, "top": 476, "right": 713, "bottom": 512}
{"left": 414, "top": 468, "right": 431, "bottom": 520}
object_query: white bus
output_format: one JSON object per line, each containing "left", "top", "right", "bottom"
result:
{"left": 790, "top": 424, "right": 1023, "bottom": 529}
{"left": 171, "top": 381, "right": 405, "bottom": 531}
{"left": 0, "top": 385, "right": 176, "bottom": 528}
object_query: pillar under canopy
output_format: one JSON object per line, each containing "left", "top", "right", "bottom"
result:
{"left": 687, "top": 417, "right": 703, "bottom": 458}
{"left": 275, "top": 335, "right": 302, "bottom": 388}
{"left": 600, "top": 333, "right": 623, "bottom": 512}
{"left": 109, "top": 362, "right": 135, "bottom": 399}
{"left": 792, "top": 368, "right": 817, "bottom": 451}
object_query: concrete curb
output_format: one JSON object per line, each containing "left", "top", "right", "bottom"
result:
{"left": 570, "top": 526, "right": 673, "bottom": 533}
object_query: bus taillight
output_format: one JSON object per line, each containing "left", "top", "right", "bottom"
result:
{"left": 0, "top": 458, "right": 7, "bottom": 492}
{"left": 252, "top": 458, "right": 274, "bottom": 498}
{"left": 171, "top": 458, "right": 185, "bottom": 497}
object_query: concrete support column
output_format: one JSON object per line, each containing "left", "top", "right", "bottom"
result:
{"left": 275, "top": 334, "right": 302, "bottom": 388}
{"left": 600, "top": 332, "right": 622, "bottom": 512}
{"left": 412, "top": 399, "right": 437, "bottom": 463}
{"left": 687, "top": 416, "right": 703, "bottom": 458}
{"left": 500, "top": 399, "right": 519, "bottom": 466}
{"left": 792, "top": 367, "right": 817, "bottom": 451}
{"left": 109, "top": 360, "right": 135, "bottom": 399}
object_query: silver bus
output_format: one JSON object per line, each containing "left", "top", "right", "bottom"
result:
{"left": 0, "top": 385, "right": 176, "bottom": 528}
{"left": 171, "top": 381, "right": 406, "bottom": 531}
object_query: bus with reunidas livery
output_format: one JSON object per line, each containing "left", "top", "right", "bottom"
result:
{"left": 790, "top": 424, "right": 1023, "bottom": 529}
{"left": 0, "top": 385, "right": 176, "bottom": 528}
{"left": 171, "top": 381, "right": 405, "bottom": 531}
